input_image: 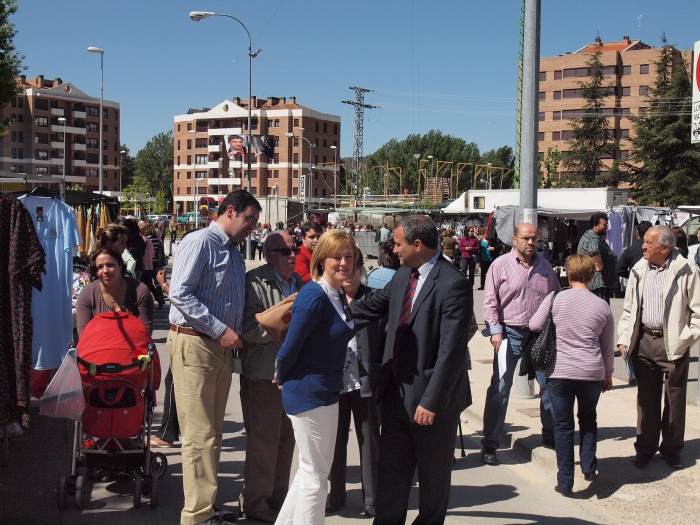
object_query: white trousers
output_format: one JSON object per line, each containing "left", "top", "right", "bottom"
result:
{"left": 275, "top": 403, "right": 339, "bottom": 525}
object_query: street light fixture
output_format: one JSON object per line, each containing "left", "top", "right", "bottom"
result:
{"left": 119, "top": 149, "right": 126, "bottom": 193}
{"left": 330, "top": 145, "right": 338, "bottom": 209}
{"left": 58, "top": 117, "right": 67, "bottom": 202}
{"left": 87, "top": 46, "right": 104, "bottom": 194}
{"left": 190, "top": 10, "right": 261, "bottom": 259}
{"left": 286, "top": 131, "right": 316, "bottom": 215}
{"left": 487, "top": 162, "right": 492, "bottom": 190}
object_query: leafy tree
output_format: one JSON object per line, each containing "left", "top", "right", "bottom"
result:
{"left": 0, "top": 0, "right": 24, "bottom": 138}
{"left": 562, "top": 37, "right": 618, "bottom": 186}
{"left": 625, "top": 34, "right": 700, "bottom": 206}
{"left": 539, "top": 146, "right": 562, "bottom": 188}
{"left": 120, "top": 144, "right": 136, "bottom": 189}
{"left": 122, "top": 174, "right": 151, "bottom": 211}
{"left": 134, "top": 130, "right": 174, "bottom": 211}
{"left": 480, "top": 146, "right": 515, "bottom": 189}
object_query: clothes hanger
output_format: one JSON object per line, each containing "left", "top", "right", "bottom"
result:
{"left": 27, "top": 186, "right": 54, "bottom": 198}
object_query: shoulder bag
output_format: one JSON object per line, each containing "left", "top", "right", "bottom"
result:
{"left": 526, "top": 291, "right": 559, "bottom": 372}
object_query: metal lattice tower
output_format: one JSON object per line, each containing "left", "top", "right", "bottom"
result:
{"left": 342, "top": 86, "right": 377, "bottom": 202}
{"left": 514, "top": 0, "right": 526, "bottom": 187}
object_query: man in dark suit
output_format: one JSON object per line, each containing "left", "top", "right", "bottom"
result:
{"left": 350, "top": 214, "right": 472, "bottom": 525}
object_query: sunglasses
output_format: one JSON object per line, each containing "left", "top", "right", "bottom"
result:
{"left": 268, "top": 247, "right": 301, "bottom": 256}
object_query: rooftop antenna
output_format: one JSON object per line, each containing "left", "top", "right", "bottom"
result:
{"left": 637, "top": 14, "right": 642, "bottom": 40}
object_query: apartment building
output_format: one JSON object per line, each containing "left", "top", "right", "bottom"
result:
{"left": 173, "top": 96, "right": 341, "bottom": 213}
{"left": 0, "top": 75, "right": 121, "bottom": 192}
{"left": 538, "top": 36, "right": 693, "bottom": 181}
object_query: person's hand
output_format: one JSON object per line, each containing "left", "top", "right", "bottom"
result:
{"left": 618, "top": 344, "right": 628, "bottom": 360}
{"left": 216, "top": 327, "right": 243, "bottom": 349}
{"left": 272, "top": 372, "right": 282, "bottom": 391}
{"left": 490, "top": 334, "right": 503, "bottom": 353}
{"left": 156, "top": 269, "right": 167, "bottom": 288}
{"left": 602, "top": 375, "right": 613, "bottom": 392}
{"left": 414, "top": 405, "right": 435, "bottom": 426}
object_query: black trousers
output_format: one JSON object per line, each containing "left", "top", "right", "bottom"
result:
{"left": 374, "top": 382, "right": 458, "bottom": 525}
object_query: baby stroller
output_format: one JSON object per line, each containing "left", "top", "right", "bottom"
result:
{"left": 57, "top": 311, "right": 166, "bottom": 509}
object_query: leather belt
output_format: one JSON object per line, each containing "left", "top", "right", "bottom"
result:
{"left": 505, "top": 324, "right": 529, "bottom": 331}
{"left": 169, "top": 324, "right": 211, "bottom": 339}
{"left": 642, "top": 326, "right": 663, "bottom": 337}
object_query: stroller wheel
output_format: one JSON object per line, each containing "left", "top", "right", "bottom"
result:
{"left": 149, "top": 475, "right": 159, "bottom": 508}
{"left": 57, "top": 476, "right": 68, "bottom": 509}
{"left": 133, "top": 475, "right": 142, "bottom": 508}
{"left": 75, "top": 475, "right": 85, "bottom": 509}
{"left": 150, "top": 452, "right": 168, "bottom": 478}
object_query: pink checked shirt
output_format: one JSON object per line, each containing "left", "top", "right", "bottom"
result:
{"left": 482, "top": 249, "right": 561, "bottom": 335}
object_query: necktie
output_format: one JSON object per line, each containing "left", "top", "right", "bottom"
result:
{"left": 393, "top": 269, "right": 419, "bottom": 376}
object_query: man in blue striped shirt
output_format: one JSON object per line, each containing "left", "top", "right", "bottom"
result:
{"left": 168, "top": 190, "right": 261, "bottom": 525}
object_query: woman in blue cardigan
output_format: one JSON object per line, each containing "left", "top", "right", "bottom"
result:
{"left": 275, "top": 229, "right": 360, "bottom": 525}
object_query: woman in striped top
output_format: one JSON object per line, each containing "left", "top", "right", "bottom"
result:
{"left": 528, "top": 253, "right": 614, "bottom": 495}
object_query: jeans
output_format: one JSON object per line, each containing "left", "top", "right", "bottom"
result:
{"left": 479, "top": 260, "right": 492, "bottom": 289}
{"left": 482, "top": 326, "right": 555, "bottom": 449}
{"left": 547, "top": 378, "right": 602, "bottom": 492}
{"left": 461, "top": 256, "right": 477, "bottom": 285}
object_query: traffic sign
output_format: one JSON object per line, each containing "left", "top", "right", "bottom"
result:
{"left": 692, "top": 40, "right": 700, "bottom": 144}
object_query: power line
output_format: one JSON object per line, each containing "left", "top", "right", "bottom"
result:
{"left": 342, "top": 87, "right": 379, "bottom": 202}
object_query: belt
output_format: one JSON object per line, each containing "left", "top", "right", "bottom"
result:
{"left": 642, "top": 326, "right": 663, "bottom": 337}
{"left": 169, "top": 324, "right": 211, "bottom": 339}
{"left": 505, "top": 324, "right": 529, "bottom": 332}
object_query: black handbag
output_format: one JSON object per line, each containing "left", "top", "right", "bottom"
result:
{"left": 526, "top": 291, "right": 559, "bottom": 372}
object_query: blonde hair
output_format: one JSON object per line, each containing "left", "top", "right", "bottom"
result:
{"left": 310, "top": 229, "right": 360, "bottom": 282}
{"left": 565, "top": 253, "right": 596, "bottom": 284}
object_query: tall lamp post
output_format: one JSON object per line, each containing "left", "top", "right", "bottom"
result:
{"left": 58, "top": 117, "right": 67, "bottom": 202}
{"left": 119, "top": 149, "right": 125, "bottom": 193}
{"left": 190, "top": 11, "right": 262, "bottom": 259}
{"left": 330, "top": 145, "right": 337, "bottom": 208}
{"left": 87, "top": 46, "right": 104, "bottom": 194}
{"left": 413, "top": 153, "right": 420, "bottom": 204}
{"left": 286, "top": 130, "right": 315, "bottom": 216}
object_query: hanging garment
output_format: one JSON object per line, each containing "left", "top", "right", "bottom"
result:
{"left": 0, "top": 194, "right": 45, "bottom": 426}
{"left": 18, "top": 195, "right": 82, "bottom": 370}
{"left": 606, "top": 212, "right": 624, "bottom": 258}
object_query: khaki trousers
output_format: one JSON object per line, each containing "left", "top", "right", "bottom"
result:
{"left": 167, "top": 330, "right": 232, "bottom": 525}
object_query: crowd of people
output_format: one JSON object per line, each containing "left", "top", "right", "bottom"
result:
{"left": 72, "top": 193, "right": 700, "bottom": 524}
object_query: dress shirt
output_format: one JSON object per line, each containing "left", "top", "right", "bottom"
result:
{"left": 274, "top": 271, "right": 298, "bottom": 298}
{"left": 169, "top": 221, "right": 246, "bottom": 339}
{"left": 641, "top": 257, "right": 670, "bottom": 330}
{"left": 482, "top": 249, "right": 560, "bottom": 336}
{"left": 412, "top": 250, "right": 441, "bottom": 309}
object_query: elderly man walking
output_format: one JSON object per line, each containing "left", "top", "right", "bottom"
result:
{"left": 238, "top": 232, "right": 301, "bottom": 523}
{"left": 481, "top": 222, "right": 561, "bottom": 465}
{"left": 617, "top": 225, "right": 700, "bottom": 469}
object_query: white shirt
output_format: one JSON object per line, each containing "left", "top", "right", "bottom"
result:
{"left": 412, "top": 251, "right": 441, "bottom": 309}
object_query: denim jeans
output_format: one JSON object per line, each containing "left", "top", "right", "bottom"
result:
{"left": 547, "top": 378, "right": 602, "bottom": 492}
{"left": 482, "top": 326, "right": 555, "bottom": 449}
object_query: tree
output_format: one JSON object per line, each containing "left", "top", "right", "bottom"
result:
{"left": 480, "top": 146, "right": 515, "bottom": 189}
{"left": 0, "top": 0, "right": 24, "bottom": 138}
{"left": 122, "top": 174, "right": 151, "bottom": 212}
{"left": 562, "top": 37, "right": 618, "bottom": 186}
{"left": 625, "top": 34, "right": 700, "bottom": 206}
{"left": 539, "top": 146, "right": 562, "bottom": 188}
{"left": 120, "top": 144, "right": 136, "bottom": 189}
{"left": 134, "top": 130, "right": 174, "bottom": 211}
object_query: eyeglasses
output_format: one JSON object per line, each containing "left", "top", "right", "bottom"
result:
{"left": 267, "top": 247, "right": 301, "bottom": 256}
{"left": 236, "top": 212, "right": 257, "bottom": 224}
{"left": 516, "top": 236, "right": 537, "bottom": 244}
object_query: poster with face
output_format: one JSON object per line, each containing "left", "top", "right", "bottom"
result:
{"left": 225, "top": 134, "right": 247, "bottom": 159}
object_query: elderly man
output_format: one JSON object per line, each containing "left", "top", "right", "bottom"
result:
{"left": 618, "top": 225, "right": 700, "bottom": 469}
{"left": 168, "top": 190, "right": 261, "bottom": 525}
{"left": 481, "top": 222, "right": 561, "bottom": 465}
{"left": 238, "top": 232, "right": 301, "bottom": 523}
{"left": 578, "top": 212, "right": 618, "bottom": 304}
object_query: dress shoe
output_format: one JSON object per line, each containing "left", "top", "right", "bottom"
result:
{"left": 584, "top": 471, "right": 597, "bottom": 482}
{"left": 633, "top": 452, "right": 651, "bottom": 468}
{"left": 244, "top": 508, "right": 278, "bottom": 523}
{"left": 212, "top": 503, "right": 237, "bottom": 523}
{"left": 197, "top": 516, "right": 232, "bottom": 525}
{"left": 660, "top": 452, "right": 682, "bottom": 469}
{"left": 481, "top": 447, "right": 498, "bottom": 465}
{"left": 554, "top": 485, "right": 572, "bottom": 496}
{"left": 364, "top": 505, "right": 376, "bottom": 517}
{"left": 325, "top": 501, "right": 345, "bottom": 514}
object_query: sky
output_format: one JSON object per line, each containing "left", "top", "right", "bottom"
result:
{"left": 12, "top": 1, "right": 700, "bottom": 158}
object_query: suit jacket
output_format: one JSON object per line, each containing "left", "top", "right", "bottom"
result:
{"left": 352, "top": 284, "right": 387, "bottom": 397}
{"left": 350, "top": 257, "right": 473, "bottom": 418}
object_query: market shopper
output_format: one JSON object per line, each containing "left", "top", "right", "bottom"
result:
{"left": 577, "top": 212, "right": 618, "bottom": 304}
{"left": 294, "top": 221, "right": 323, "bottom": 284}
{"left": 459, "top": 227, "right": 481, "bottom": 284}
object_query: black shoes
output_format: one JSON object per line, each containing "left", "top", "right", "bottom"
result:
{"left": 197, "top": 516, "right": 233, "bottom": 525}
{"left": 584, "top": 472, "right": 597, "bottom": 482}
{"left": 364, "top": 505, "right": 376, "bottom": 517}
{"left": 212, "top": 503, "right": 237, "bottom": 523}
{"left": 633, "top": 452, "right": 651, "bottom": 468}
{"left": 481, "top": 447, "right": 498, "bottom": 465}
{"left": 660, "top": 452, "right": 682, "bottom": 469}
{"left": 325, "top": 501, "right": 344, "bottom": 514}
{"left": 554, "top": 485, "right": 572, "bottom": 496}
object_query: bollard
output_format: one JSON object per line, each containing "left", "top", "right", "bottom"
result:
{"left": 514, "top": 360, "right": 536, "bottom": 398}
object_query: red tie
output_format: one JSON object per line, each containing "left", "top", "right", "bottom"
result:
{"left": 393, "top": 269, "right": 419, "bottom": 376}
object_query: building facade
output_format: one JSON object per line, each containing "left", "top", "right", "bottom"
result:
{"left": 0, "top": 75, "right": 121, "bottom": 192}
{"left": 538, "top": 36, "right": 693, "bottom": 181}
{"left": 173, "top": 96, "right": 341, "bottom": 214}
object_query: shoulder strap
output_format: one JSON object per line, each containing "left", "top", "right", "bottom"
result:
{"left": 548, "top": 291, "right": 558, "bottom": 315}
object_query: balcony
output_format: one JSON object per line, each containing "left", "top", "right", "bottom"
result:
{"left": 50, "top": 108, "right": 64, "bottom": 116}
{"left": 72, "top": 143, "right": 86, "bottom": 151}
{"left": 71, "top": 110, "right": 87, "bottom": 119}
{"left": 207, "top": 127, "right": 243, "bottom": 137}
{"left": 217, "top": 178, "right": 242, "bottom": 185}
{"left": 51, "top": 141, "right": 64, "bottom": 149}
{"left": 51, "top": 124, "right": 86, "bottom": 135}
{"left": 209, "top": 144, "right": 221, "bottom": 153}
{"left": 65, "top": 175, "right": 87, "bottom": 183}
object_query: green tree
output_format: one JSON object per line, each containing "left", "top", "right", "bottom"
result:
{"left": 480, "top": 146, "right": 515, "bottom": 189}
{"left": 122, "top": 174, "right": 151, "bottom": 211}
{"left": 0, "top": 0, "right": 24, "bottom": 138}
{"left": 120, "top": 144, "right": 136, "bottom": 189}
{"left": 134, "top": 131, "right": 174, "bottom": 211}
{"left": 539, "top": 146, "right": 562, "bottom": 188}
{"left": 562, "top": 37, "right": 618, "bottom": 186}
{"left": 625, "top": 34, "right": 700, "bottom": 206}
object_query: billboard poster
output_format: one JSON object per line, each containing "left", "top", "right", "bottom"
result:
{"left": 225, "top": 134, "right": 247, "bottom": 160}
{"left": 692, "top": 40, "right": 700, "bottom": 144}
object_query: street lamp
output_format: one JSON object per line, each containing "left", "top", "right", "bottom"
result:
{"left": 427, "top": 155, "right": 434, "bottom": 203}
{"left": 413, "top": 153, "right": 420, "bottom": 203}
{"left": 190, "top": 10, "right": 262, "bottom": 260}
{"left": 58, "top": 117, "right": 67, "bottom": 202}
{"left": 119, "top": 149, "right": 125, "bottom": 193}
{"left": 330, "top": 145, "right": 337, "bottom": 208}
{"left": 286, "top": 130, "right": 315, "bottom": 215}
{"left": 87, "top": 46, "right": 104, "bottom": 194}
{"left": 487, "top": 162, "right": 492, "bottom": 190}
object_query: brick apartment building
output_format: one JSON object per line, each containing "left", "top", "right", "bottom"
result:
{"left": 173, "top": 96, "right": 341, "bottom": 214}
{"left": 538, "top": 36, "right": 693, "bottom": 181}
{"left": 0, "top": 75, "right": 120, "bottom": 192}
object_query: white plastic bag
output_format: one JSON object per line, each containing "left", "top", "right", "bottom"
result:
{"left": 40, "top": 348, "right": 86, "bottom": 420}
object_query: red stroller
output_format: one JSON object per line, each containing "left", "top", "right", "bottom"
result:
{"left": 57, "top": 311, "right": 166, "bottom": 509}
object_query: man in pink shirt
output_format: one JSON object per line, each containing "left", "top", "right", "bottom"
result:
{"left": 481, "top": 223, "right": 560, "bottom": 465}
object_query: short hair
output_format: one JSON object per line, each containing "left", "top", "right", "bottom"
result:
{"left": 140, "top": 221, "right": 156, "bottom": 236}
{"left": 89, "top": 223, "right": 128, "bottom": 258}
{"left": 310, "top": 229, "right": 360, "bottom": 282}
{"left": 123, "top": 218, "right": 140, "bottom": 236}
{"left": 446, "top": 228, "right": 455, "bottom": 236}
{"left": 672, "top": 226, "right": 687, "bottom": 250}
{"left": 395, "top": 214, "right": 438, "bottom": 250}
{"left": 589, "top": 212, "right": 608, "bottom": 230}
{"left": 565, "top": 253, "right": 596, "bottom": 284}
{"left": 650, "top": 225, "right": 676, "bottom": 249}
{"left": 89, "top": 247, "right": 127, "bottom": 280}
{"left": 219, "top": 189, "right": 262, "bottom": 215}
{"left": 263, "top": 232, "right": 286, "bottom": 254}
{"left": 302, "top": 220, "right": 323, "bottom": 238}
{"left": 380, "top": 240, "right": 401, "bottom": 269}
{"left": 637, "top": 220, "right": 652, "bottom": 237}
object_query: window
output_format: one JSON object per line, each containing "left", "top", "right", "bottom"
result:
{"left": 620, "top": 129, "right": 630, "bottom": 138}
{"left": 322, "top": 189, "right": 327, "bottom": 197}
{"left": 103, "top": 139, "right": 108, "bottom": 149}
{"left": 293, "top": 153, "right": 299, "bottom": 163}
{"left": 186, "top": 139, "right": 192, "bottom": 149}
{"left": 103, "top": 109, "right": 108, "bottom": 119}
{"left": 562, "top": 109, "right": 583, "bottom": 119}
{"left": 87, "top": 138, "right": 99, "bottom": 148}
{"left": 539, "top": 92, "right": 546, "bottom": 100}
{"left": 10, "top": 165, "right": 16, "bottom": 172}
{"left": 251, "top": 186, "right": 257, "bottom": 195}
{"left": 564, "top": 67, "right": 589, "bottom": 78}
{"left": 195, "top": 171, "right": 207, "bottom": 179}
{"left": 177, "top": 187, "right": 181, "bottom": 195}
{"left": 539, "top": 71, "right": 546, "bottom": 81}
{"left": 562, "top": 130, "right": 574, "bottom": 140}
{"left": 274, "top": 153, "right": 279, "bottom": 163}
{"left": 552, "top": 131, "right": 560, "bottom": 141}
{"left": 323, "top": 155, "right": 327, "bottom": 163}
{"left": 620, "top": 108, "right": 630, "bottom": 117}
{"left": 195, "top": 138, "right": 207, "bottom": 148}
{"left": 87, "top": 106, "right": 98, "bottom": 117}
{"left": 187, "top": 171, "right": 192, "bottom": 179}
{"left": 553, "top": 91, "right": 561, "bottom": 100}
{"left": 315, "top": 122, "right": 319, "bottom": 132}
{"left": 334, "top": 124, "right": 338, "bottom": 135}
{"left": 251, "top": 170, "right": 257, "bottom": 179}
{"left": 274, "top": 170, "right": 279, "bottom": 178}
{"left": 639, "top": 85, "right": 648, "bottom": 96}
{"left": 538, "top": 132, "right": 544, "bottom": 142}
{"left": 622, "top": 65, "right": 631, "bottom": 75}
{"left": 87, "top": 123, "right": 99, "bottom": 133}
{"left": 619, "top": 150, "right": 629, "bottom": 160}
{"left": 293, "top": 169, "right": 298, "bottom": 178}
{"left": 186, "top": 155, "right": 191, "bottom": 164}
{"left": 323, "top": 139, "right": 328, "bottom": 147}
{"left": 195, "top": 155, "right": 207, "bottom": 165}
{"left": 267, "top": 119, "right": 273, "bottom": 128}
{"left": 601, "top": 65, "right": 617, "bottom": 76}
{"left": 177, "top": 140, "right": 181, "bottom": 151}
{"left": 177, "top": 156, "right": 180, "bottom": 165}
{"left": 323, "top": 122, "right": 327, "bottom": 133}
{"left": 250, "top": 119, "right": 258, "bottom": 130}
{"left": 640, "top": 64, "right": 649, "bottom": 74}
{"left": 314, "top": 188, "right": 318, "bottom": 197}
{"left": 17, "top": 97, "right": 23, "bottom": 109}
{"left": 553, "top": 111, "right": 561, "bottom": 121}
{"left": 35, "top": 99, "right": 49, "bottom": 111}
{"left": 639, "top": 107, "right": 648, "bottom": 116}
{"left": 274, "top": 137, "right": 279, "bottom": 147}
{"left": 563, "top": 89, "right": 582, "bottom": 99}
{"left": 293, "top": 137, "right": 299, "bottom": 147}
{"left": 16, "top": 113, "right": 23, "bottom": 123}
{"left": 293, "top": 118, "right": 299, "bottom": 127}
{"left": 274, "top": 119, "right": 280, "bottom": 127}
{"left": 620, "top": 86, "right": 631, "bottom": 96}
{"left": 538, "top": 112, "right": 545, "bottom": 122}
{"left": 36, "top": 167, "right": 48, "bottom": 175}
{"left": 186, "top": 187, "right": 191, "bottom": 195}
{"left": 114, "top": 110, "right": 118, "bottom": 121}
{"left": 36, "top": 150, "right": 49, "bottom": 160}
{"left": 177, "top": 172, "right": 180, "bottom": 179}
{"left": 34, "top": 133, "right": 48, "bottom": 144}
{"left": 473, "top": 197, "right": 485, "bottom": 209}
{"left": 178, "top": 124, "right": 181, "bottom": 132}
{"left": 35, "top": 117, "right": 48, "bottom": 127}
{"left": 103, "top": 154, "right": 108, "bottom": 165}
{"left": 554, "top": 70, "right": 562, "bottom": 80}
{"left": 87, "top": 169, "right": 98, "bottom": 177}
{"left": 315, "top": 154, "right": 318, "bottom": 164}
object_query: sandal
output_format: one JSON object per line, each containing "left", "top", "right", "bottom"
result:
{"left": 149, "top": 436, "right": 173, "bottom": 448}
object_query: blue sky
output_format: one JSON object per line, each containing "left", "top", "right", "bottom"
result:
{"left": 13, "top": 1, "right": 699, "bottom": 158}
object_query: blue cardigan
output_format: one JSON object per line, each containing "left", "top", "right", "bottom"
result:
{"left": 276, "top": 281, "right": 355, "bottom": 416}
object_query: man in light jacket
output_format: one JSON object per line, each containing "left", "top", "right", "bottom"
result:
{"left": 617, "top": 225, "right": 700, "bottom": 470}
